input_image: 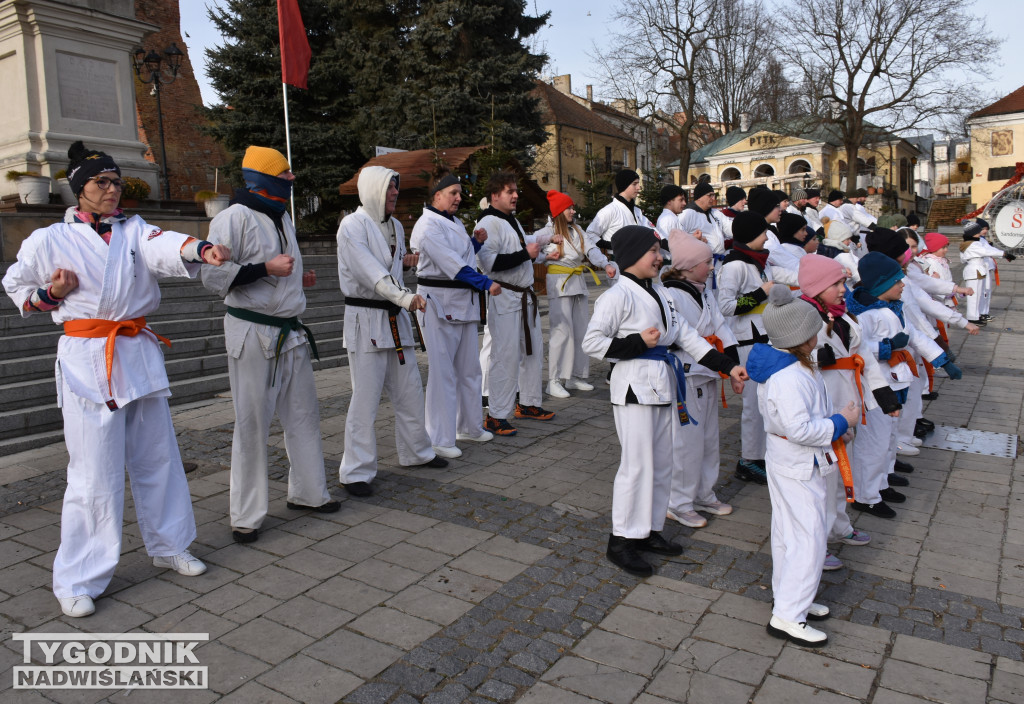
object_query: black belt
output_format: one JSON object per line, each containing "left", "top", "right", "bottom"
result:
{"left": 416, "top": 277, "right": 486, "bottom": 324}
{"left": 344, "top": 297, "right": 415, "bottom": 364}
{"left": 736, "top": 332, "right": 770, "bottom": 347}
{"left": 490, "top": 280, "right": 539, "bottom": 355}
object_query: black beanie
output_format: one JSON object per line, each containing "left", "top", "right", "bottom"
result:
{"left": 805, "top": 188, "right": 821, "bottom": 199}
{"left": 693, "top": 182, "right": 714, "bottom": 200}
{"left": 732, "top": 211, "right": 769, "bottom": 244}
{"left": 865, "top": 228, "right": 909, "bottom": 261}
{"left": 726, "top": 186, "right": 746, "bottom": 206}
{"left": 611, "top": 225, "right": 660, "bottom": 272}
{"left": 906, "top": 212, "right": 920, "bottom": 227}
{"left": 615, "top": 169, "right": 640, "bottom": 193}
{"left": 772, "top": 189, "right": 790, "bottom": 204}
{"left": 659, "top": 184, "right": 685, "bottom": 207}
{"left": 827, "top": 189, "right": 845, "bottom": 203}
{"left": 778, "top": 212, "right": 810, "bottom": 245}
{"left": 67, "top": 141, "right": 120, "bottom": 197}
{"left": 747, "top": 189, "right": 779, "bottom": 217}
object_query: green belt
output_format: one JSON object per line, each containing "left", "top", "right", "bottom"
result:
{"left": 226, "top": 306, "right": 319, "bottom": 385}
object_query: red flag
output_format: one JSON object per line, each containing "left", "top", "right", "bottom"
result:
{"left": 278, "top": 0, "right": 311, "bottom": 89}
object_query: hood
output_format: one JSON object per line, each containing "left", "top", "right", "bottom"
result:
{"left": 746, "top": 343, "right": 798, "bottom": 384}
{"left": 357, "top": 165, "right": 400, "bottom": 227}
{"left": 846, "top": 287, "right": 904, "bottom": 324}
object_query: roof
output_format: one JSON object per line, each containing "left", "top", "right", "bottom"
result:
{"left": 338, "top": 146, "right": 485, "bottom": 194}
{"left": 970, "top": 84, "right": 1024, "bottom": 120}
{"left": 532, "top": 81, "right": 637, "bottom": 143}
{"left": 904, "top": 134, "right": 935, "bottom": 154}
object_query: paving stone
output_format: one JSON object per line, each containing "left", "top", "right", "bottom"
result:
{"left": 879, "top": 659, "right": 988, "bottom": 704}
{"left": 110, "top": 577, "right": 198, "bottom": 614}
{"left": 264, "top": 594, "right": 355, "bottom": 638}
{"left": 257, "top": 653, "right": 362, "bottom": 703}
{"left": 375, "top": 542, "right": 452, "bottom": 573}
{"left": 571, "top": 629, "right": 667, "bottom": 676}
{"left": 421, "top": 567, "right": 503, "bottom": 603}
{"left": 753, "top": 675, "right": 862, "bottom": 703}
{"left": 199, "top": 640, "right": 273, "bottom": 694}
{"left": 347, "top": 606, "right": 441, "bottom": 650}
{"left": 216, "top": 680, "right": 298, "bottom": 703}
{"left": 306, "top": 575, "right": 391, "bottom": 614}
{"left": 516, "top": 681, "right": 602, "bottom": 703}
{"left": 540, "top": 655, "right": 648, "bottom": 704}
{"left": 407, "top": 523, "right": 491, "bottom": 556}
{"left": 303, "top": 628, "right": 403, "bottom": 679}
{"left": 771, "top": 647, "right": 876, "bottom": 699}
{"left": 598, "top": 604, "right": 689, "bottom": 649}
{"left": 386, "top": 584, "right": 474, "bottom": 625}
{"left": 889, "top": 634, "right": 991, "bottom": 679}
{"left": 691, "top": 613, "right": 785, "bottom": 657}
{"left": 219, "top": 616, "right": 315, "bottom": 663}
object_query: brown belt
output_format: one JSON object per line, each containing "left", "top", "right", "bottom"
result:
{"left": 490, "top": 280, "right": 539, "bottom": 355}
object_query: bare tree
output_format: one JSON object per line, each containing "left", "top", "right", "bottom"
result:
{"left": 779, "top": 0, "right": 997, "bottom": 193}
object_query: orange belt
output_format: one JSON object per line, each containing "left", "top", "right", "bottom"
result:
{"left": 63, "top": 317, "right": 171, "bottom": 403}
{"left": 936, "top": 320, "right": 949, "bottom": 345}
{"left": 995, "top": 264, "right": 1000, "bottom": 286}
{"left": 888, "top": 349, "right": 919, "bottom": 376}
{"left": 832, "top": 439, "right": 855, "bottom": 502}
{"left": 923, "top": 358, "right": 935, "bottom": 393}
{"left": 703, "top": 334, "right": 730, "bottom": 408}
{"left": 820, "top": 354, "right": 866, "bottom": 424}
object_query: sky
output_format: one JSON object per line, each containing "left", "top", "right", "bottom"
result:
{"left": 177, "top": 0, "right": 1017, "bottom": 118}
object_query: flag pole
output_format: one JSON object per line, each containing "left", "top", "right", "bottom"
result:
{"left": 282, "top": 81, "right": 296, "bottom": 221}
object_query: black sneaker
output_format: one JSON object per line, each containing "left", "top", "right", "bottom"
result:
{"left": 917, "top": 417, "right": 936, "bottom": 430}
{"left": 980, "top": 314, "right": 992, "bottom": 321}
{"left": 735, "top": 459, "right": 768, "bottom": 485}
{"left": 921, "top": 391, "right": 939, "bottom": 401}
{"left": 419, "top": 456, "right": 449, "bottom": 468}
{"left": 232, "top": 528, "right": 259, "bottom": 543}
{"left": 887, "top": 473, "right": 909, "bottom": 487}
{"left": 636, "top": 530, "right": 683, "bottom": 556}
{"left": 880, "top": 488, "right": 906, "bottom": 503}
{"left": 850, "top": 500, "right": 896, "bottom": 519}
{"left": 287, "top": 499, "right": 341, "bottom": 513}
{"left": 607, "top": 535, "right": 653, "bottom": 577}
{"left": 342, "top": 482, "right": 373, "bottom": 497}
{"left": 894, "top": 459, "right": 915, "bottom": 473}
{"left": 968, "top": 319, "right": 987, "bottom": 326}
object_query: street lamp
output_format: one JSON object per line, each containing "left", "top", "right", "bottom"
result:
{"left": 130, "top": 43, "right": 184, "bottom": 200}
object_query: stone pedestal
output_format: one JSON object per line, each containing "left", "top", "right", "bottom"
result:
{"left": 0, "top": 0, "right": 160, "bottom": 197}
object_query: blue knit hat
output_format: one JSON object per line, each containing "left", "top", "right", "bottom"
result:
{"left": 858, "top": 251, "right": 905, "bottom": 298}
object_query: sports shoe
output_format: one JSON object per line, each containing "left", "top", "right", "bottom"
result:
{"left": 433, "top": 445, "right": 463, "bottom": 458}
{"left": 547, "top": 379, "right": 570, "bottom": 398}
{"left": 455, "top": 431, "right": 493, "bottom": 443}
{"left": 916, "top": 417, "right": 936, "bottom": 432}
{"left": 823, "top": 552, "right": 844, "bottom": 571}
{"left": 896, "top": 444, "right": 920, "bottom": 456}
{"left": 515, "top": 404, "right": 555, "bottom": 420}
{"left": 980, "top": 314, "right": 992, "bottom": 321}
{"left": 667, "top": 509, "right": 707, "bottom": 528}
{"left": 850, "top": 500, "right": 896, "bottom": 519}
{"left": 735, "top": 458, "right": 767, "bottom": 485}
{"left": 887, "top": 472, "right": 909, "bottom": 487}
{"left": 607, "top": 535, "right": 653, "bottom": 577}
{"left": 342, "top": 482, "right": 373, "bottom": 497}
{"left": 566, "top": 377, "right": 594, "bottom": 391}
{"left": 695, "top": 500, "right": 733, "bottom": 516}
{"left": 880, "top": 487, "right": 906, "bottom": 503}
{"left": 767, "top": 616, "right": 828, "bottom": 646}
{"left": 806, "top": 602, "right": 831, "bottom": 620}
{"left": 900, "top": 436, "right": 923, "bottom": 447}
{"left": 418, "top": 456, "right": 449, "bottom": 468}
{"left": 968, "top": 319, "right": 987, "bottom": 326}
{"left": 893, "top": 459, "right": 915, "bottom": 473}
{"left": 232, "top": 528, "right": 258, "bottom": 543}
{"left": 287, "top": 499, "right": 341, "bottom": 512}
{"left": 636, "top": 530, "right": 684, "bottom": 555}
{"left": 153, "top": 550, "right": 207, "bottom": 577}
{"left": 485, "top": 415, "right": 518, "bottom": 435}
{"left": 840, "top": 529, "right": 871, "bottom": 546}
{"left": 59, "top": 595, "right": 95, "bottom": 618}
{"left": 921, "top": 391, "right": 939, "bottom": 401}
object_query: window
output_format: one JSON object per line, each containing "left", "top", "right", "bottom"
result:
{"left": 955, "top": 143, "right": 969, "bottom": 159}
{"left": 721, "top": 167, "right": 742, "bottom": 181}
{"left": 899, "top": 158, "right": 909, "bottom": 193}
{"left": 623, "top": 149, "right": 629, "bottom": 168}
{"left": 934, "top": 145, "right": 947, "bottom": 162}
{"left": 605, "top": 146, "right": 612, "bottom": 173}
{"left": 585, "top": 141, "right": 592, "bottom": 156}
{"left": 754, "top": 163, "right": 775, "bottom": 178}
{"left": 788, "top": 159, "right": 812, "bottom": 175}
{"left": 989, "top": 166, "right": 1017, "bottom": 181}
{"left": 641, "top": 155, "right": 647, "bottom": 171}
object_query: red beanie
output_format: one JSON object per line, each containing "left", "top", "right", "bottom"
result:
{"left": 798, "top": 253, "right": 845, "bottom": 299}
{"left": 547, "top": 190, "right": 574, "bottom": 219}
{"left": 922, "top": 232, "right": 949, "bottom": 254}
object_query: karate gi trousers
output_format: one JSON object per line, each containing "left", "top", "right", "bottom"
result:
{"left": 228, "top": 340, "right": 331, "bottom": 530}
{"left": 338, "top": 346, "right": 434, "bottom": 484}
{"left": 827, "top": 462, "right": 855, "bottom": 542}
{"left": 668, "top": 377, "right": 722, "bottom": 514}
{"left": 547, "top": 293, "right": 590, "bottom": 382}
{"left": 768, "top": 463, "right": 828, "bottom": 623}
{"left": 896, "top": 364, "right": 925, "bottom": 443}
{"left": 611, "top": 404, "right": 673, "bottom": 539}
{"left": 486, "top": 298, "right": 544, "bottom": 420}
{"left": 421, "top": 310, "right": 486, "bottom": 448}
{"left": 980, "top": 270, "right": 994, "bottom": 317}
{"left": 851, "top": 405, "right": 897, "bottom": 505}
{"left": 54, "top": 387, "right": 196, "bottom": 599}
{"left": 964, "top": 277, "right": 984, "bottom": 320}
{"left": 738, "top": 345, "right": 767, "bottom": 461}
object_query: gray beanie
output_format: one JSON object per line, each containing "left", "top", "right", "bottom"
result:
{"left": 762, "top": 286, "right": 822, "bottom": 349}
{"left": 790, "top": 188, "right": 808, "bottom": 201}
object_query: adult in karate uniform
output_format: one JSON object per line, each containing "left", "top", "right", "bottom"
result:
{"left": 336, "top": 166, "right": 447, "bottom": 497}
{"left": 203, "top": 146, "right": 337, "bottom": 544}
{"left": 3, "top": 141, "right": 225, "bottom": 617}
{"left": 655, "top": 184, "right": 686, "bottom": 239}
{"left": 678, "top": 182, "right": 725, "bottom": 259}
{"left": 819, "top": 190, "right": 848, "bottom": 230}
{"left": 586, "top": 169, "right": 654, "bottom": 245}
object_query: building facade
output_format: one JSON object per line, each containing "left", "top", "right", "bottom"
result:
{"left": 967, "top": 85, "right": 1024, "bottom": 210}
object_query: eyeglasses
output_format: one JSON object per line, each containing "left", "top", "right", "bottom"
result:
{"left": 90, "top": 177, "right": 125, "bottom": 191}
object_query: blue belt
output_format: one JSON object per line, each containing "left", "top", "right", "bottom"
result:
{"left": 635, "top": 345, "right": 695, "bottom": 426}
{"left": 711, "top": 253, "right": 726, "bottom": 290}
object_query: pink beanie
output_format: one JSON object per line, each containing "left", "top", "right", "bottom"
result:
{"left": 668, "top": 229, "right": 713, "bottom": 271}
{"left": 798, "top": 253, "right": 845, "bottom": 299}
{"left": 922, "top": 232, "right": 948, "bottom": 253}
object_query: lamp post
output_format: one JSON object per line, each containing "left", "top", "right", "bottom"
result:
{"left": 130, "top": 43, "right": 184, "bottom": 200}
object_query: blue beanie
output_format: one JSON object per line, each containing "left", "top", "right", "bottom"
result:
{"left": 858, "top": 251, "right": 905, "bottom": 298}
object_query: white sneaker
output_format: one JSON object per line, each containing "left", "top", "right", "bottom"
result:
{"left": 695, "top": 500, "right": 733, "bottom": 516}
{"left": 899, "top": 436, "right": 923, "bottom": 447}
{"left": 667, "top": 509, "right": 707, "bottom": 528}
{"left": 896, "top": 444, "right": 920, "bottom": 456}
{"left": 59, "top": 595, "right": 95, "bottom": 618}
{"left": 806, "top": 603, "right": 831, "bottom": 620}
{"left": 767, "top": 615, "right": 827, "bottom": 646}
{"left": 153, "top": 550, "right": 207, "bottom": 577}
{"left": 433, "top": 445, "right": 463, "bottom": 458}
{"left": 454, "top": 431, "right": 493, "bottom": 443}
{"left": 547, "top": 379, "right": 570, "bottom": 398}
{"left": 566, "top": 378, "right": 594, "bottom": 391}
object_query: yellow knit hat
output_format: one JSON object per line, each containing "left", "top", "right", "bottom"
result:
{"left": 242, "top": 146, "right": 291, "bottom": 176}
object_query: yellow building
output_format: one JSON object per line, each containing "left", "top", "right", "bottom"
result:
{"left": 530, "top": 80, "right": 639, "bottom": 204}
{"left": 967, "top": 85, "right": 1024, "bottom": 210}
{"left": 677, "top": 118, "right": 921, "bottom": 215}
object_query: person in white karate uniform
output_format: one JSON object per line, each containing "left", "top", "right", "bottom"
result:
{"left": 678, "top": 182, "right": 725, "bottom": 263}
{"left": 800, "top": 189, "right": 824, "bottom": 231}
{"left": 203, "top": 146, "right": 337, "bottom": 544}
{"left": 335, "top": 166, "right": 448, "bottom": 497}
{"left": 475, "top": 171, "right": 557, "bottom": 436}
{"left": 766, "top": 212, "right": 813, "bottom": 285}
{"left": 583, "top": 225, "right": 718, "bottom": 577}
{"left": 655, "top": 184, "right": 686, "bottom": 239}
{"left": 960, "top": 218, "right": 1014, "bottom": 324}
{"left": 538, "top": 190, "right": 617, "bottom": 398}
{"left": 661, "top": 233, "right": 747, "bottom": 529}
{"left": 841, "top": 189, "right": 877, "bottom": 241}
{"left": 586, "top": 169, "right": 654, "bottom": 246}
{"left": 819, "top": 190, "right": 848, "bottom": 230}
{"left": 3, "top": 141, "right": 227, "bottom": 617}
{"left": 746, "top": 286, "right": 861, "bottom": 647}
{"left": 411, "top": 171, "right": 501, "bottom": 458}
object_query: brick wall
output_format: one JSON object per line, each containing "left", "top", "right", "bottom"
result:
{"left": 133, "top": 1, "right": 231, "bottom": 200}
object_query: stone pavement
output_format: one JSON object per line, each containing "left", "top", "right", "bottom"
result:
{"left": 1, "top": 265, "right": 1024, "bottom": 703}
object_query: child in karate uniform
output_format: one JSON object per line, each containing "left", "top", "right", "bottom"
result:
{"left": 661, "top": 233, "right": 748, "bottom": 528}
{"left": 746, "top": 286, "right": 860, "bottom": 647}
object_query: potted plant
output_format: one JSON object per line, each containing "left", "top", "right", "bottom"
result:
{"left": 195, "top": 190, "right": 231, "bottom": 218}
{"left": 54, "top": 169, "right": 76, "bottom": 205}
{"left": 6, "top": 170, "right": 51, "bottom": 205}
{"left": 120, "top": 177, "right": 151, "bottom": 208}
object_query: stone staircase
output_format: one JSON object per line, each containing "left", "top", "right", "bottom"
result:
{"left": 927, "top": 197, "right": 972, "bottom": 228}
{"left": 0, "top": 253, "right": 347, "bottom": 456}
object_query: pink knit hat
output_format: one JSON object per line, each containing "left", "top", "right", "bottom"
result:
{"left": 798, "top": 253, "right": 845, "bottom": 299}
{"left": 922, "top": 232, "right": 949, "bottom": 253}
{"left": 668, "top": 229, "right": 713, "bottom": 271}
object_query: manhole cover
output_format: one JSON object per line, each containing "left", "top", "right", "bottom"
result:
{"left": 922, "top": 426, "right": 1018, "bottom": 458}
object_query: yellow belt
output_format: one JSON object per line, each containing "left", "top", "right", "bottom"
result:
{"left": 547, "top": 264, "right": 601, "bottom": 291}
{"left": 741, "top": 301, "right": 768, "bottom": 316}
